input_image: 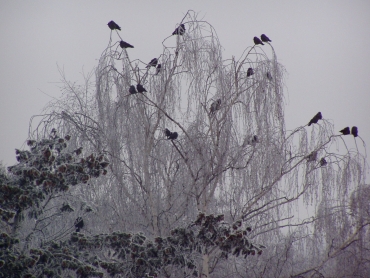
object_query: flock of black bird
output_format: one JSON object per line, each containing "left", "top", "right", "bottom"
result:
{"left": 108, "top": 20, "right": 358, "bottom": 150}
{"left": 307, "top": 112, "right": 359, "bottom": 138}
{"left": 108, "top": 20, "right": 187, "bottom": 141}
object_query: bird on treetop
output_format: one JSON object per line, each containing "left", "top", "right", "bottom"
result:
{"left": 120, "top": 40, "right": 134, "bottom": 49}
{"left": 172, "top": 24, "right": 185, "bottom": 35}
{"left": 351, "top": 126, "right": 358, "bottom": 137}
{"left": 107, "top": 20, "right": 121, "bottom": 31}
{"left": 339, "top": 127, "right": 350, "bottom": 135}
{"left": 261, "top": 34, "right": 271, "bottom": 42}
{"left": 253, "top": 36, "right": 264, "bottom": 45}
{"left": 247, "top": 68, "right": 254, "bottom": 77}
{"left": 266, "top": 72, "right": 273, "bottom": 81}
{"left": 169, "top": 132, "right": 178, "bottom": 140}
{"left": 210, "top": 99, "right": 221, "bottom": 114}
{"left": 164, "top": 128, "right": 178, "bottom": 140}
{"left": 146, "top": 58, "right": 158, "bottom": 68}
{"left": 307, "top": 151, "right": 317, "bottom": 162}
{"left": 156, "top": 64, "right": 162, "bottom": 75}
{"left": 129, "top": 85, "right": 138, "bottom": 94}
{"left": 320, "top": 158, "right": 327, "bottom": 166}
{"left": 137, "top": 84, "right": 147, "bottom": 93}
{"left": 308, "top": 112, "right": 322, "bottom": 126}
{"left": 165, "top": 128, "right": 172, "bottom": 138}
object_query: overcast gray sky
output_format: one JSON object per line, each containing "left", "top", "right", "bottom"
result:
{"left": 1, "top": 1, "right": 369, "bottom": 170}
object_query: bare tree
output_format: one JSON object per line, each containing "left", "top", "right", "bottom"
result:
{"left": 31, "top": 10, "right": 368, "bottom": 277}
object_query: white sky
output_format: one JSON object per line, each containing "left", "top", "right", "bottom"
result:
{"left": 1, "top": 1, "right": 369, "bottom": 173}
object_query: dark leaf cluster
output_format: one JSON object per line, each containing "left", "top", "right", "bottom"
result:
{"left": 0, "top": 131, "right": 109, "bottom": 222}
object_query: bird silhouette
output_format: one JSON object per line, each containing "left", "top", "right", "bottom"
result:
{"left": 266, "top": 72, "right": 273, "bottom": 81}
{"left": 169, "top": 132, "right": 178, "bottom": 140}
{"left": 137, "top": 84, "right": 147, "bottom": 93}
{"left": 261, "top": 34, "right": 271, "bottom": 42}
{"left": 254, "top": 36, "right": 264, "bottom": 45}
{"left": 320, "top": 158, "right": 327, "bottom": 166}
{"left": 251, "top": 135, "right": 259, "bottom": 144}
{"left": 308, "top": 112, "right": 322, "bottom": 126}
{"left": 120, "top": 40, "right": 134, "bottom": 49}
{"left": 74, "top": 217, "right": 84, "bottom": 232}
{"left": 146, "top": 58, "right": 158, "bottom": 68}
{"left": 339, "top": 127, "right": 350, "bottom": 135}
{"left": 307, "top": 151, "right": 317, "bottom": 162}
{"left": 247, "top": 68, "right": 254, "bottom": 77}
{"left": 164, "top": 129, "right": 178, "bottom": 140}
{"left": 107, "top": 20, "right": 121, "bottom": 31}
{"left": 172, "top": 24, "right": 185, "bottom": 35}
{"left": 210, "top": 99, "right": 221, "bottom": 114}
{"left": 129, "top": 85, "right": 138, "bottom": 94}
{"left": 156, "top": 64, "right": 162, "bottom": 75}
{"left": 351, "top": 126, "right": 358, "bottom": 137}
{"left": 165, "top": 128, "right": 172, "bottom": 138}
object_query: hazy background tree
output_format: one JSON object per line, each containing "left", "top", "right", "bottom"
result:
{"left": 25, "top": 11, "right": 369, "bottom": 277}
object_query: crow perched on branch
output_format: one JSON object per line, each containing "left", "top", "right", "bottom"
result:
{"left": 74, "top": 217, "right": 84, "bottom": 232}
{"left": 210, "top": 99, "right": 221, "bottom": 114}
{"left": 165, "top": 129, "right": 178, "bottom": 140}
{"left": 351, "top": 126, "right": 358, "bottom": 137}
{"left": 172, "top": 24, "right": 185, "bottom": 35}
{"left": 320, "top": 158, "right": 327, "bottom": 166}
{"left": 107, "top": 20, "right": 121, "bottom": 31}
{"left": 308, "top": 112, "right": 322, "bottom": 126}
{"left": 129, "top": 85, "right": 138, "bottom": 94}
{"left": 156, "top": 64, "right": 162, "bottom": 75}
{"left": 253, "top": 36, "right": 264, "bottom": 45}
{"left": 169, "top": 132, "right": 178, "bottom": 140}
{"left": 165, "top": 128, "right": 172, "bottom": 138}
{"left": 120, "top": 40, "right": 134, "bottom": 49}
{"left": 339, "top": 127, "right": 350, "bottom": 135}
{"left": 137, "top": 84, "right": 147, "bottom": 93}
{"left": 146, "top": 58, "right": 158, "bottom": 68}
{"left": 307, "top": 151, "right": 317, "bottom": 162}
{"left": 247, "top": 68, "right": 254, "bottom": 77}
{"left": 261, "top": 34, "right": 271, "bottom": 42}
{"left": 266, "top": 72, "right": 273, "bottom": 81}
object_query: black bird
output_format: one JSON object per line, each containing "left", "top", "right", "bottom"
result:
{"left": 307, "top": 151, "right": 317, "bottom": 162}
{"left": 169, "top": 132, "right": 178, "bottom": 140}
{"left": 74, "top": 217, "right": 84, "bottom": 232}
{"left": 351, "top": 126, "right": 358, "bottom": 137}
{"left": 320, "top": 157, "right": 327, "bottom": 167}
{"left": 164, "top": 129, "right": 178, "bottom": 140}
{"left": 210, "top": 99, "right": 221, "bottom": 114}
{"left": 172, "top": 24, "right": 185, "bottom": 35}
{"left": 247, "top": 68, "right": 254, "bottom": 77}
{"left": 146, "top": 58, "right": 158, "bottom": 68}
{"left": 137, "top": 84, "right": 147, "bottom": 93}
{"left": 165, "top": 128, "right": 172, "bottom": 138}
{"left": 308, "top": 112, "right": 322, "bottom": 126}
{"left": 107, "top": 20, "right": 121, "bottom": 31}
{"left": 261, "top": 34, "right": 271, "bottom": 42}
{"left": 339, "top": 127, "right": 350, "bottom": 135}
{"left": 156, "top": 64, "right": 162, "bottom": 75}
{"left": 129, "top": 85, "right": 138, "bottom": 94}
{"left": 120, "top": 40, "right": 134, "bottom": 49}
{"left": 253, "top": 36, "right": 264, "bottom": 45}
{"left": 266, "top": 72, "right": 273, "bottom": 81}
{"left": 251, "top": 135, "right": 259, "bottom": 144}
